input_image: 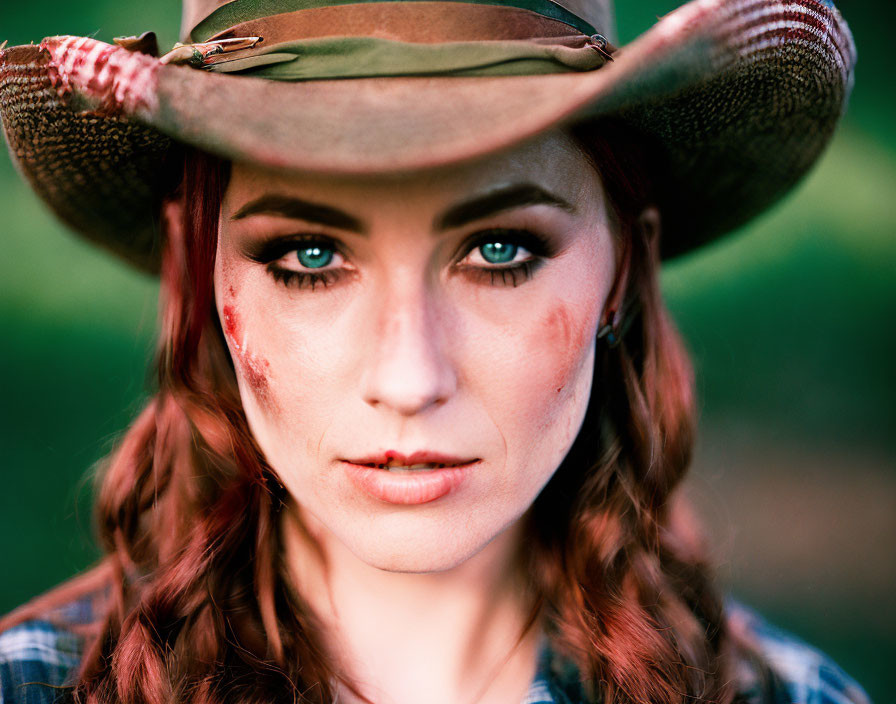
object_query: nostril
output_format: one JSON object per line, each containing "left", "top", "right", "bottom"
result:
{"left": 364, "top": 387, "right": 450, "bottom": 417}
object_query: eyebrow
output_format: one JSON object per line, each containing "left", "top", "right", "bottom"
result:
{"left": 231, "top": 194, "right": 366, "bottom": 233}
{"left": 435, "top": 183, "right": 576, "bottom": 230}
{"left": 230, "top": 183, "right": 576, "bottom": 233}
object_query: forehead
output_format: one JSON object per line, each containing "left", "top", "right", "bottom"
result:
{"left": 223, "top": 129, "right": 600, "bottom": 215}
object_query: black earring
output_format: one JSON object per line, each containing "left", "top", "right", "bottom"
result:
{"left": 597, "top": 310, "right": 622, "bottom": 348}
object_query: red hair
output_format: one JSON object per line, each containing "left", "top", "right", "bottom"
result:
{"left": 3, "top": 124, "right": 754, "bottom": 703}
{"left": 535, "top": 120, "right": 738, "bottom": 702}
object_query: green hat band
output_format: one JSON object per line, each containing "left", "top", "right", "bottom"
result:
{"left": 199, "top": 34, "right": 607, "bottom": 79}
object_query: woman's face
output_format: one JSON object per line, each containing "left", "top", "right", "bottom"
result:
{"left": 215, "top": 130, "right": 618, "bottom": 572}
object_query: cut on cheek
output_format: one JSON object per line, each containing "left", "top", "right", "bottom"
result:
{"left": 223, "top": 305, "right": 241, "bottom": 350}
{"left": 242, "top": 356, "right": 273, "bottom": 403}
{"left": 222, "top": 303, "right": 274, "bottom": 408}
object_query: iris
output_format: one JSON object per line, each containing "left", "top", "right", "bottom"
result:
{"left": 480, "top": 242, "right": 518, "bottom": 264}
{"left": 297, "top": 246, "right": 334, "bottom": 269}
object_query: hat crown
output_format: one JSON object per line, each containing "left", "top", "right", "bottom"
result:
{"left": 0, "top": 0, "right": 855, "bottom": 269}
{"left": 180, "top": 0, "right": 616, "bottom": 42}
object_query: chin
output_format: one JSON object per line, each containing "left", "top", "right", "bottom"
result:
{"left": 334, "top": 508, "right": 515, "bottom": 574}
{"left": 363, "top": 551, "right": 472, "bottom": 574}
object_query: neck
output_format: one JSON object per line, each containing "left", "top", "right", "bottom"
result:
{"left": 281, "top": 504, "right": 542, "bottom": 704}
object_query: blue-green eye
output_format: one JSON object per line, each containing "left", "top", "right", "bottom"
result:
{"left": 296, "top": 245, "right": 334, "bottom": 269}
{"left": 248, "top": 235, "right": 347, "bottom": 290}
{"left": 479, "top": 242, "right": 518, "bottom": 264}
{"left": 456, "top": 229, "right": 552, "bottom": 287}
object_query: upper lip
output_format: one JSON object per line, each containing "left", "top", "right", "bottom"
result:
{"left": 342, "top": 450, "right": 479, "bottom": 468}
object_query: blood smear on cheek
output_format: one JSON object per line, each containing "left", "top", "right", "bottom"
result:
{"left": 539, "top": 304, "right": 588, "bottom": 395}
{"left": 243, "top": 355, "right": 273, "bottom": 406}
{"left": 223, "top": 305, "right": 241, "bottom": 350}
{"left": 222, "top": 304, "right": 274, "bottom": 408}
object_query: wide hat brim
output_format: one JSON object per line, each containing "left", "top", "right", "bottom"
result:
{"left": 0, "top": 0, "right": 855, "bottom": 272}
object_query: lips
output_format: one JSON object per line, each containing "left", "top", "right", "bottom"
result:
{"left": 344, "top": 450, "right": 478, "bottom": 471}
{"left": 341, "top": 450, "right": 479, "bottom": 504}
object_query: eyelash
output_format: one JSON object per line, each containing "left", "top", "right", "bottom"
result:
{"left": 268, "top": 265, "right": 340, "bottom": 291}
{"left": 250, "top": 229, "right": 551, "bottom": 291}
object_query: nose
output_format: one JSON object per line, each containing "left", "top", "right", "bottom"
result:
{"left": 361, "top": 277, "right": 457, "bottom": 416}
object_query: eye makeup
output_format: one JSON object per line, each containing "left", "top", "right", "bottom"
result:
{"left": 452, "top": 227, "right": 555, "bottom": 288}
{"left": 243, "top": 226, "right": 559, "bottom": 291}
{"left": 242, "top": 232, "right": 347, "bottom": 263}
{"left": 268, "top": 266, "right": 342, "bottom": 291}
{"left": 242, "top": 233, "right": 352, "bottom": 291}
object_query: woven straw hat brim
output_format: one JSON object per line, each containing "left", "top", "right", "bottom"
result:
{"left": 0, "top": 0, "right": 855, "bottom": 272}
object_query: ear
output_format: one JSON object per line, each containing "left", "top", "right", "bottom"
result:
{"left": 637, "top": 205, "right": 662, "bottom": 256}
{"left": 162, "top": 195, "right": 185, "bottom": 234}
{"left": 159, "top": 196, "right": 185, "bottom": 273}
{"left": 600, "top": 206, "right": 661, "bottom": 327}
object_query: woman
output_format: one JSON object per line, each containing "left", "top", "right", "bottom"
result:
{"left": 0, "top": 0, "right": 870, "bottom": 702}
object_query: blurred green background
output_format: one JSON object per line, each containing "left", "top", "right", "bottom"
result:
{"left": 1, "top": 1, "right": 893, "bottom": 701}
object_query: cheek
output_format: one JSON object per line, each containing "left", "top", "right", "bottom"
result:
{"left": 454, "top": 253, "right": 607, "bottom": 462}
{"left": 460, "top": 294, "right": 599, "bottom": 456}
{"left": 220, "top": 291, "right": 274, "bottom": 409}
{"left": 493, "top": 299, "right": 597, "bottom": 483}
{"left": 225, "top": 284, "right": 356, "bottom": 462}
{"left": 541, "top": 303, "right": 592, "bottom": 396}
{"left": 521, "top": 299, "right": 598, "bottom": 436}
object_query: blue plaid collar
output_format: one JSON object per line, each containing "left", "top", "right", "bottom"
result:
{"left": 522, "top": 635, "right": 585, "bottom": 704}
{"left": 0, "top": 596, "right": 872, "bottom": 704}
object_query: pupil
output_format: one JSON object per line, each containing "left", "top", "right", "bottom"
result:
{"left": 297, "top": 246, "right": 333, "bottom": 269}
{"left": 480, "top": 242, "right": 517, "bottom": 264}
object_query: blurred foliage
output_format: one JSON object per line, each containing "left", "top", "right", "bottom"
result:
{"left": 1, "top": 0, "right": 893, "bottom": 702}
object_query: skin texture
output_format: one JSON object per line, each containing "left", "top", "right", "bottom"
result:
{"left": 214, "top": 129, "right": 621, "bottom": 704}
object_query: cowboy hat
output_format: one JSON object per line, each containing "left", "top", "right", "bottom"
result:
{"left": 0, "top": 0, "right": 855, "bottom": 271}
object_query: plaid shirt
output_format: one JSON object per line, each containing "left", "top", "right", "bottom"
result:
{"left": 0, "top": 596, "right": 871, "bottom": 704}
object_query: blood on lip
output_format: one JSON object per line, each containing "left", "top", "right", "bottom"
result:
{"left": 348, "top": 450, "right": 474, "bottom": 469}
{"left": 363, "top": 462, "right": 452, "bottom": 470}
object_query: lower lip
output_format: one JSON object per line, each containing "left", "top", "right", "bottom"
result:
{"left": 342, "top": 462, "right": 477, "bottom": 505}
